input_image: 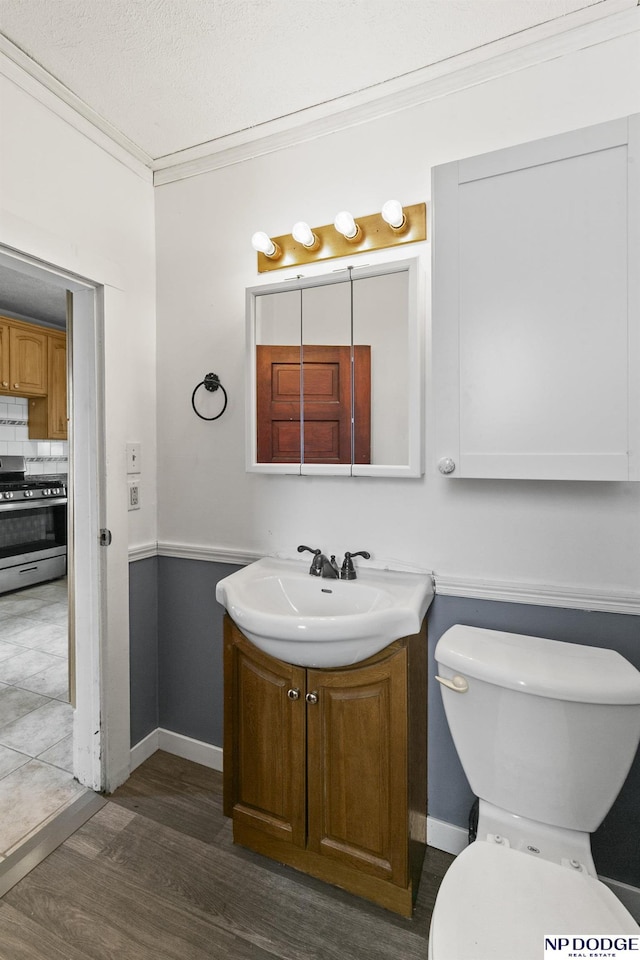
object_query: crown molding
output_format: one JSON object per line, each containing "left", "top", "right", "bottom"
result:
{"left": 1, "top": 4, "right": 638, "bottom": 187}
{"left": 152, "top": 2, "right": 640, "bottom": 186}
{"left": 0, "top": 35, "right": 153, "bottom": 182}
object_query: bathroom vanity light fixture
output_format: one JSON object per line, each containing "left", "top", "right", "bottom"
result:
{"left": 334, "top": 210, "right": 361, "bottom": 242}
{"left": 251, "top": 231, "right": 282, "bottom": 260}
{"left": 291, "top": 221, "right": 320, "bottom": 250}
{"left": 381, "top": 199, "right": 407, "bottom": 232}
{"left": 253, "top": 201, "right": 426, "bottom": 272}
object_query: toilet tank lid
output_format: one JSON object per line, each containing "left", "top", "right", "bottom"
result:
{"left": 435, "top": 626, "right": 640, "bottom": 704}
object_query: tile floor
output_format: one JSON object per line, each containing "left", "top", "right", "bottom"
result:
{"left": 0, "top": 577, "right": 86, "bottom": 859}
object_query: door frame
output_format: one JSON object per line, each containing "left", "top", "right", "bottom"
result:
{"left": 0, "top": 245, "right": 109, "bottom": 791}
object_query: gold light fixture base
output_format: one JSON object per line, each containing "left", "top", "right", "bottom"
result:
{"left": 257, "top": 202, "right": 426, "bottom": 273}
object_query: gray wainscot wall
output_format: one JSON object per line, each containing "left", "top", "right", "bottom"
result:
{"left": 128, "top": 557, "right": 640, "bottom": 891}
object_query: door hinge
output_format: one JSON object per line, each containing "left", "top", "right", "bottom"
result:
{"left": 99, "top": 528, "right": 112, "bottom": 546}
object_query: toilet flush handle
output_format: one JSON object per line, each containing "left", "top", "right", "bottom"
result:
{"left": 436, "top": 674, "right": 469, "bottom": 693}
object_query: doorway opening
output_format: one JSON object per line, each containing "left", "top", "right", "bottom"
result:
{"left": 0, "top": 248, "right": 105, "bottom": 866}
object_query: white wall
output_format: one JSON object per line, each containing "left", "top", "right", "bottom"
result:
{"left": 155, "top": 31, "right": 640, "bottom": 600}
{"left": 0, "top": 72, "right": 157, "bottom": 553}
{"left": 0, "top": 65, "right": 157, "bottom": 785}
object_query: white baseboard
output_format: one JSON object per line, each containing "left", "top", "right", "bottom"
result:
{"left": 130, "top": 729, "right": 159, "bottom": 771}
{"left": 130, "top": 728, "right": 223, "bottom": 773}
{"left": 427, "top": 816, "right": 469, "bottom": 855}
{"left": 157, "top": 729, "right": 224, "bottom": 771}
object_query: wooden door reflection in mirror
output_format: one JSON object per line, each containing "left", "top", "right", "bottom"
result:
{"left": 256, "top": 344, "right": 371, "bottom": 464}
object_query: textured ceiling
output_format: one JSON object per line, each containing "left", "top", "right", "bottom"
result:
{"left": 0, "top": 0, "right": 608, "bottom": 161}
{"left": 0, "top": 265, "right": 67, "bottom": 328}
{"left": 0, "top": 0, "right": 627, "bottom": 323}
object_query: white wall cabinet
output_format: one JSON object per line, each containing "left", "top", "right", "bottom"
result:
{"left": 432, "top": 114, "right": 639, "bottom": 481}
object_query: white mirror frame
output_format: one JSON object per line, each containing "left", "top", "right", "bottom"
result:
{"left": 246, "top": 256, "right": 424, "bottom": 478}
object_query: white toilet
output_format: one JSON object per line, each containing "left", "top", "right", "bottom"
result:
{"left": 429, "top": 625, "right": 640, "bottom": 960}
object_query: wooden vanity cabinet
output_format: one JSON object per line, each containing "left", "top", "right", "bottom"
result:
{"left": 223, "top": 615, "right": 427, "bottom": 916}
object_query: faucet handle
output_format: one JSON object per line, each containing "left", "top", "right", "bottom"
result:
{"left": 297, "top": 544, "right": 323, "bottom": 576}
{"left": 340, "top": 550, "right": 371, "bottom": 580}
{"left": 297, "top": 544, "right": 321, "bottom": 556}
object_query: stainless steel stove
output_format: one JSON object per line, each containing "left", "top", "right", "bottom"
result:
{"left": 0, "top": 456, "right": 67, "bottom": 593}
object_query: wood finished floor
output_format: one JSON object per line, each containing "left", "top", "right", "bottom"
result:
{"left": 0, "top": 750, "right": 454, "bottom": 959}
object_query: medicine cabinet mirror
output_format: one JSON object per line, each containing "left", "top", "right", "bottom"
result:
{"left": 246, "top": 258, "right": 423, "bottom": 477}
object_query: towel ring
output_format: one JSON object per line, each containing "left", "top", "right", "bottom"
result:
{"left": 191, "top": 372, "right": 228, "bottom": 421}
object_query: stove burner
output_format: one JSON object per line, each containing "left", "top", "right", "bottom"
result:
{"left": 0, "top": 458, "right": 67, "bottom": 502}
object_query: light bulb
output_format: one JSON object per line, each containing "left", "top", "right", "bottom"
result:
{"left": 381, "top": 200, "right": 405, "bottom": 230}
{"left": 334, "top": 210, "right": 359, "bottom": 240}
{"left": 292, "top": 221, "right": 317, "bottom": 248}
{"left": 251, "top": 231, "right": 278, "bottom": 257}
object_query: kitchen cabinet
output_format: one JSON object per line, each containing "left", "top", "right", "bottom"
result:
{"left": 431, "top": 114, "right": 639, "bottom": 481}
{"left": 0, "top": 317, "right": 47, "bottom": 396}
{"left": 223, "top": 615, "right": 427, "bottom": 916}
{"left": 0, "top": 323, "right": 8, "bottom": 391}
{"left": 29, "top": 331, "right": 68, "bottom": 440}
{"left": 0, "top": 317, "right": 68, "bottom": 440}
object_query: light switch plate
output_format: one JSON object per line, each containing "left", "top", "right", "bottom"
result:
{"left": 126, "top": 442, "right": 141, "bottom": 474}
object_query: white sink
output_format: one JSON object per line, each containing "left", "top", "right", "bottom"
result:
{"left": 216, "top": 556, "right": 434, "bottom": 667}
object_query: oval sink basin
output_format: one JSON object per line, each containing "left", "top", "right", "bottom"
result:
{"left": 216, "top": 557, "right": 434, "bottom": 667}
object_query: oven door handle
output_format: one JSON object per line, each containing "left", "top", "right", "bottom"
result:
{"left": 0, "top": 496, "right": 67, "bottom": 512}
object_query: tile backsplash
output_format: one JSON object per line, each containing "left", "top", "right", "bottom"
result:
{"left": 0, "top": 396, "right": 68, "bottom": 475}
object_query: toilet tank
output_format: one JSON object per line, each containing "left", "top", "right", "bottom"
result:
{"left": 435, "top": 626, "right": 640, "bottom": 832}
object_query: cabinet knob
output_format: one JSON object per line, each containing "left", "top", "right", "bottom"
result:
{"left": 13, "top": 383, "right": 19, "bottom": 389}
{"left": 287, "top": 688, "right": 300, "bottom": 701}
{"left": 305, "top": 691, "right": 319, "bottom": 705}
{"left": 438, "top": 457, "right": 456, "bottom": 475}
{"left": 2, "top": 382, "right": 7, "bottom": 387}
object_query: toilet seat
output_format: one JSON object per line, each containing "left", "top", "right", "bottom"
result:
{"left": 428, "top": 841, "right": 640, "bottom": 960}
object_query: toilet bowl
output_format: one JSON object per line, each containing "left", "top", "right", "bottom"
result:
{"left": 429, "top": 626, "right": 640, "bottom": 960}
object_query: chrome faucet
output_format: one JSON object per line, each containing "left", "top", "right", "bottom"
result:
{"left": 319, "top": 554, "right": 340, "bottom": 579}
{"left": 297, "top": 545, "right": 370, "bottom": 580}
{"left": 297, "top": 545, "right": 338, "bottom": 578}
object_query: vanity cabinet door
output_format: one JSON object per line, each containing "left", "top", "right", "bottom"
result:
{"left": 432, "top": 114, "right": 639, "bottom": 481}
{"left": 306, "top": 646, "right": 408, "bottom": 886}
{"left": 223, "top": 621, "right": 306, "bottom": 847}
